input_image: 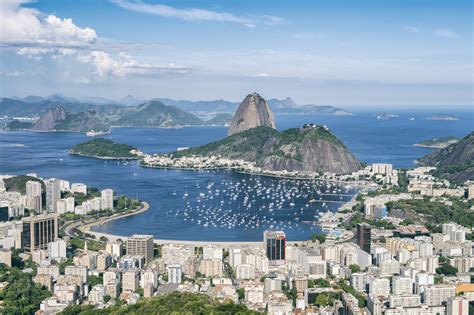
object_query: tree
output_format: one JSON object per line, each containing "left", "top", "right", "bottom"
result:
{"left": 236, "top": 288, "right": 245, "bottom": 300}
{"left": 0, "top": 264, "right": 51, "bottom": 314}
{"left": 436, "top": 264, "right": 458, "bottom": 276}
{"left": 349, "top": 264, "right": 361, "bottom": 273}
{"left": 311, "top": 232, "right": 326, "bottom": 244}
{"left": 315, "top": 293, "right": 329, "bottom": 306}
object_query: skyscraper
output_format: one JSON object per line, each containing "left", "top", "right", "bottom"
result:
{"left": 22, "top": 213, "right": 59, "bottom": 252}
{"left": 357, "top": 223, "right": 371, "bottom": 253}
{"left": 45, "top": 178, "right": 61, "bottom": 213}
{"left": 126, "top": 234, "right": 154, "bottom": 263}
{"left": 264, "top": 230, "right": 286, "bottom": 266}
{"left": 26, "top": 180, "right": 42, "bottom": 212}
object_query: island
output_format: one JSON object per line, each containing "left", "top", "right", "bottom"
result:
{"left": 425, "top": 114, "right": 459, "bottom": 121}
{"left": 414, "top": 136, "right": 459, "bottom": 149}
{"left": 376, "top": 113, "right": 399, "bottom": 120}
{"left": 69, "top": 138, "right": 139, "bottom": 160}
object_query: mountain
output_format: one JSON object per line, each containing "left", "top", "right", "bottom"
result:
{"left": 298, "top": 105, "right": 352, "bottom": 116}
{"left": 205, "top": 113, "right": 233, "bottom": 126}
{"left": 32, "top": 105, "right": 67, "bottom": 130}
{"left": 157, "top": 98, "right": 238, "bottom": 113}
{"left": 419, "top": 132, "right": 474, "bottom": 184}
{"left": 21, "top": 95, "right": 46, "bottom": 103}
{"left": 174, "top": 125, "right": 362, "bottom": 174}
{"left": 6, "top": 105, "right": 109, "bottom": 133}
{"left": 119, "top": 95, "right": 144, "bottom": 106}
{"left": 267, "top": 97, "right": 297, "bottom": 110}
{"left": 113, "top": 100, "right": 203, "bottom": 127}
{"left": 228, "top": 93, "right": 276, "bottom": 136}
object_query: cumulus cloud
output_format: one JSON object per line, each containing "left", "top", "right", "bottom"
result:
{"left": 0, "top": 0, "right": 97, "bottom": 47}
{"left": 111, "top": 0, "right": 284, "bottom": 26}
{"left": 434, "top": 28, "right": 458, "bottom": 39}
{"left": 2, "top": 0, "right": 191, "bottom": 80}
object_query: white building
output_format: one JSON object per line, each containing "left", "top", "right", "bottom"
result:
{"left": 45, "top": 178, "right": 61, "bottom": 213}
{"left": 71, "top": 183, "right": 87, "bottom": 194}
{"left": 47, "top": 239, "right": 67, "bottom": 260}
{"left": 167, "top": 264, "right": 182, "bottom": 284}
{"left": 392, "top": 276, "right": 413, "bottom": 295}
{"left": 423, "top": 285, "right": 456, "bottom": 306}
{"left": 101, "top": 189, "right": 114, "bottom": 210}
{"left": 389, "top": 294, "right": 421, "bottom": 308}
{"left": 26, "top": 180, "right": 42, "bottom": 211}
{"left": 236, "top": 264, "right": 255, "bottom": 280}
{"left": 203, "top": 245, "right": 223, "bottom": 260}
{"left": 369, "top": 278, "right": 390, "bottom": 298}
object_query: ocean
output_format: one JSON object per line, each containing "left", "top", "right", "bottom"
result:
{"left": 0, "top": 109, "right": 472, "bottom": 241}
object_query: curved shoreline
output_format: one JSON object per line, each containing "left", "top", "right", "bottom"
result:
{"left": 80, "top": 201, "right": 310, "bottom": 247}
{"left": 78, "top": 201, "right": 150, "bottom": 234}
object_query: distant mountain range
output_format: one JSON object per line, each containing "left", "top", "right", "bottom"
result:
{"left": 3, "top": 94, "right": 353, "bottom": 116}
{"left": 2, "top": 100, "right": 228, "bottom": 133}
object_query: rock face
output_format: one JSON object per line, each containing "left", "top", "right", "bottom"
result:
{"left": 228, "top": 93, "right": 276, "bottom": 136}
{"left": 32, "top": 106, "right": 67, "bottom": 130}
{"left": 175, "top": 125, "right": 362, "bottom": 174}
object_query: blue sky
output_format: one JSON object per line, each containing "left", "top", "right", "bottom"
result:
{"left": 0, "top": 0, "right": 472, "bottom": 107}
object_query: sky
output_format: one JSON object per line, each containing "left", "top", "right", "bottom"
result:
{"left": 0, "top": 0, "right": 472, "bottom": 107}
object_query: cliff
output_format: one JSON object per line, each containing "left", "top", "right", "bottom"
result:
{"left": 228, "top": 93, "right": 276, "bottom": 136}
{"left": 174, "top": 125, "right": 362, "bottom": 174}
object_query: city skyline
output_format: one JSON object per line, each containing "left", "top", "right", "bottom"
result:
{"left": 1, "top": 0, "right": 472, "bottom": 107}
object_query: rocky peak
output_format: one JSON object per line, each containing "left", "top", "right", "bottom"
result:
{"left": 228, "top": 92, "right": 276, "bottom": 136}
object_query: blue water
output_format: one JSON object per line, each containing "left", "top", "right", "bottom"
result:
{"left": 0, "top": 110, "right": 472, "bottom": 241}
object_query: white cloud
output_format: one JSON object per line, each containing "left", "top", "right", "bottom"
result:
{"left": 3, "top": 0, "right": 191, "bottom": 80}
{"left": 111, "top": 0, "right": 284, "bottom": 27}
{"left": 77, "top": 51, "right": 192, "bottom": 78}
{"left": 255, "top": 72, "right": 271, "bottom": 78}
{"left": 433, "top": 28, "right": 458, "bottom": 39}
{"left": 403, "top": 25, "right": 420, "bottom": 33}
{"left": 0, "top": 0, "right": 97, "bottom": 47}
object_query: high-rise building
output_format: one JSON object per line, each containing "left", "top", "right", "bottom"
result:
{"left": 101, "top": 189, "right": 114, "bottom": 210}
{"left": 45, "top": 179, "right": 61, "bottom": 213}
{"left": 71, "top": 183, "right": 87, "bottom": 194}
{"left": 167, "top": 264, "right": 182, "bottom": 284}
{"left": 126, "top": 234, "right": 154, "bottom": 263}
{"left": 22, "top": 213, "right": 59, "bottom": 252}
{"left": 357, "top": 223, "right": 371, "bottom": 253}
{"left": 447, "top": 296, "right": 469, "bottom": 315}
{"left": 26, "top": 180, "right": 42, "bottom": 212}
{"left": 264, "top": 230, "right": 286, "bottom": 266}
{"left": 47, "top": 239, "right": 67, "bottom": 260}
{"left": 423, "top": 285, "right": 456, "bottom": 306}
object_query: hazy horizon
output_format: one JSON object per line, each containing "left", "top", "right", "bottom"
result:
{"left": 1, "top": 0, "right": 472, "bottom": 107}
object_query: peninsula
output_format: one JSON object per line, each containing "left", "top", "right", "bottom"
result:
{"left": 69, "top": 138, "right": 139, "bottom": 159}
{"left": 414, "top": 136, "right": 459, "bottom": 149}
